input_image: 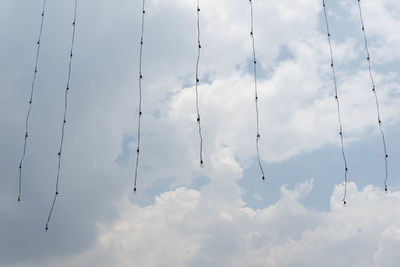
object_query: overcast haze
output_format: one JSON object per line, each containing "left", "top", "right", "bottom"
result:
{"left": 1, "top": 0, "right": 400, "bottom": 266}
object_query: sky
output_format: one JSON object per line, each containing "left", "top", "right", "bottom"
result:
{"left": 0, "top": 0, "right": 399, "bottom": 266}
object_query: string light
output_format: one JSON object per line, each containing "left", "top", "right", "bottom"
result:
{"left": 194, "top": 0, "right": 204, "bottom": 168}
{"left": 249, "top": 0, "right": 265, "bottom": 181}
{"left": 356, "top": 0, "right": 389, "bottom": 192}
{"left": 322, "top": 0, "right": 349, "bottom": 205}
{"left": 45, "top": 0, "right": 78, "bottom": 231}
{"left": 17, "top": 0, "right": 48, "bottom": 203}
{"left": 133, "top": 0, "right": 146, "bottom": 193}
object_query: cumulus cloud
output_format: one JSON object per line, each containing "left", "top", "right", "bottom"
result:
{"left": 14, "top": 178, "right": 400, "bottom": 267}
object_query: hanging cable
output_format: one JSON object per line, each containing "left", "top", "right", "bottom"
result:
{"left": 133, "top": 0, "right": 146, "bottom": 193}
{"left": 194, "top": 0, "right": 204, "bottom": 168}
{"left": 45, "top": 0, "right": 78, "bottom": 231}
{"left": 356, "top": 0, "right": 389, "bottom": 192}
{"left": 18, "top": 0, "right": 48, "bottom": 203}
{"left": 249, "top": 0, "right": 265, "bottom": 181}
{"left": 322, "top": 0, "right": 349, "bottom": 205}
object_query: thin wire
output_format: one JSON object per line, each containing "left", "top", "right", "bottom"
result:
{"left": 322, "top": 0, "right": 349, "bottom": 205}
{"left": 356, "top": 0, "right": 389, "bottom": 192}
{"left": 133, "top": 0, "right": 146, "bottom": 193}
{"left": 18, "top": 0, "right": 48, "bottom": 203}
{"left": 195, "top": 0, "right": 204, "bottom": 167}
{"left": 45, "top": 0, "right": 78, "bottom": 231}
{"left": 249, "top": 0, "right": 265, "bottom": 181}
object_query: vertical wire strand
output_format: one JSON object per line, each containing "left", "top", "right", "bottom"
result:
{"left": 45, "top": 0, "right": 78, "bottom": 231}
{"left": 323, "top": 0, "right": 349, "bottom": 205}
{"left": 356, "top": 0, "right": 389, "bottom": 192}
{"left": 18, "top": 0, "right": 48, "bottom": 203}
{"left": 249, "top": 0, "right": 265, "bottom": 181}
{"left": 195, "top": 0, "right": 204, "bottom": 167}
{"left": 133, "top": 0, "right": 146, "bottom": 193}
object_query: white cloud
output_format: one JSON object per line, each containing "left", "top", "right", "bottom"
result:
{"left": 17, "top": 177, "right": 400, "bottom": 267}
{"left": 339, "top": 0, "right": 400, "bottom": 63}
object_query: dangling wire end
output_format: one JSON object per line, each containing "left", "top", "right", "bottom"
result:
{"left": 45, "top": 0, "right": 78, "bottom": 230}
{"left": 249, "top": 0, "right": 267, "bottom": 182}
{"left": 194, "top": 0, "right": 204, "bottom": 169}
{"left": 357, "top": 0, "right": 390, "bottom": 190}
{"left": 132, "top": 0, "right": 146, "bottom": 193}
{"left": 323, "top": 0, "right": 350, "bottom": 203}
{"left": 342, "top": 180, "right": 348, "bottom": 207}
{"left": 18, "top": 0, "right": 48, "bottom": 205}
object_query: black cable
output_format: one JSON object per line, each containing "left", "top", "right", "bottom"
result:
{"left": 195, "top": 0, "right": 204, "bottom": 168}
{"left": 249, "top": 0, "right": 265, "bottom": 181}
{"left": 356, "top": 0, "right": 389, "bottom": 192}
{"left": 322, "top": 0, "right": 349, "bottom": 205}
{"left": 18, "top": 0, "right": 48, "bottom": 203}
{"left": 133, "top": 0, "right": 146, "bottom": 193}
{"left": 45, "top": 0, "right": 78, "bottom": 231}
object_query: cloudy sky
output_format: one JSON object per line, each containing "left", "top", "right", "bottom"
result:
{"left": 1, "top": 0, "right": 400, "bottom": 266}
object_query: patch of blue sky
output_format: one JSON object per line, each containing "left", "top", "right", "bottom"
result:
{"left": 115, "top": 135, "right": 135, "bottom": 164}
{"left": 276, "top": 45, "right": 295, "bottom": 62}
{"left": 117, "top": 135, "right": 211, "bottom": 207}
{"left": 128, "top": 177, "right": 172, "bottom": 207}
{"left": 243, "top": 56, "right": 272, "bottom": 79}
{"left": 240, "top": 124, "right": 400, "bottom": 211}
{"left": 180, "top": 71, "right": 214, "bottom": 89}
{"left": 318, "top": 1, "right": 356, "bottom": 43}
